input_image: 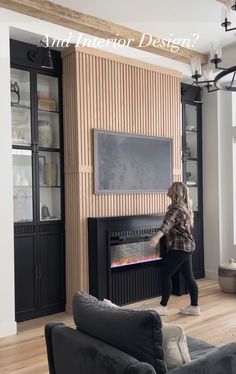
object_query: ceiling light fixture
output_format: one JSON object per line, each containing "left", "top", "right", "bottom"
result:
{"left": 27, "top": 40, "right": 54, "bottom": 70}
{"left": 221, "top": 0, "right": 236, "bottom": 31}
{"left": 190, "top": 43, "right": 236, "bottom": 92}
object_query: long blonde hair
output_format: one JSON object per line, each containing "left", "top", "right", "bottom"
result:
{"left": 170, "top": 182, "right": 193, "bottom": 226}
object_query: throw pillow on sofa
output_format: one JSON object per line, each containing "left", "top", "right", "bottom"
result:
{"left": 162, "top": 323, "right": 191, "bottom": 370}
{"left": 103, "top": 298, "right": 191, "bottom": 370}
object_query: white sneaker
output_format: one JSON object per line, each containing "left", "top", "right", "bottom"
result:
{"left": 155, "top": 305, "right": 168, "bottom": 316}
{"left": 180, "top": 305, "right": 201, "bottom": 316}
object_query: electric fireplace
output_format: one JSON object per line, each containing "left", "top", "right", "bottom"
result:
{"left": 88, "top": 215, "right": 186, "bottom": 305}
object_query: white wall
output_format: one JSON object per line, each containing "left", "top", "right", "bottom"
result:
{"left": 0, "top": 6, "right": 191, "bottom": 337}
{"left": 203, "top": 83, "right": 236, "bottom": 278}
{"left": 202, "top": 90, "right": 222, "bottom": 278}
{"left": 0, "top": 21, "right": 16, "bottom": 337}
{"left": 218, "top": 46, "right": 236, "bottom": 266}
{"left": 218, "top": 92, "right": 235, "bottom": 262}
{"left": 220, "top": 44, "right": 236, "bottom": 262}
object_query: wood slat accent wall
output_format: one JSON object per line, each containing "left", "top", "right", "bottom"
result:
{"left": 62, "top": 46, "right": 181, "bottom": 310}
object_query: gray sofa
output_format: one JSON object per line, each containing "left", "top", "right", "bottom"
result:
{"left": 45, "top": 292, "right": 236, "bottom": 374}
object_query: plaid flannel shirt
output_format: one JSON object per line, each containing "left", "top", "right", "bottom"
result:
{"left": 160, "top": 203, "right": 195, "bottom": 252}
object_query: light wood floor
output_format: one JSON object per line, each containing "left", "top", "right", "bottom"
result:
{"left": 1, "top": 279, "right": 236, "bottom": 373}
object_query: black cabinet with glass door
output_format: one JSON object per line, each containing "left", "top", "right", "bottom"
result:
{"left": 181, "top": 84, "right": 204, "bottom": 279}
{"left": 11, "top": 40, "right": 65, "bottom": 322}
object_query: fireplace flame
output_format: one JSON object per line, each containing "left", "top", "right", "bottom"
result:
{"left": 111, "top": 253, "right": 161, "bottom": 268}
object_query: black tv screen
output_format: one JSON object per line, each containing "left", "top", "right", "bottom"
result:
{"left": 94, "top": 130, "right": 173, "bottom": 193}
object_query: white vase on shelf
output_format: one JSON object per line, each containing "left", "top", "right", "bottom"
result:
{"left": 41, "top": 203, "right": 50, "bottom": 219}
{"left": 20, "top": 170, "right": 30, "bottom": 186}
{"left": 14, "top": 170, "right": 21, "bottom": 186}
{"left": 38, "top": 120, "right": 53, "bottom": 147}
{"left": 45, "top": 163, "right": 57, "bottom": 186}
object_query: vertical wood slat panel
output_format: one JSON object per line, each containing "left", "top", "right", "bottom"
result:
{"left": 63, "top": 48, "right": 181, "bottom": 309}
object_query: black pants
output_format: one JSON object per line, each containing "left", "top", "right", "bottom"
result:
{"left": 160, "top": 250, "right": 198, "bottom": 307}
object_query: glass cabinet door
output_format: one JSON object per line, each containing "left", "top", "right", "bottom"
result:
{"left": 183, "top": 103, "right": 199, "bottom": 211}
{"left": 13, "top": 149, "right": 33, "bottom": 222}
{"left": 37, "top": 74, "right": 61, "bottom": 221}
{"left": 38, "top": 151, "right": 61, "bottom": 221}
{"left": 11, "top": 68, "right": 62, "bottom": 224}
{"left": 11, "top": 67, "right": 33, "bottom": 223}
{"left": 37, "top": 74, "right": 60, "bottom": 149}
{"left": 11, "top": 69, "right": 31, "bottom": 146}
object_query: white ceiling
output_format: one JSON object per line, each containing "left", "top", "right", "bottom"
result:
{"left": 49, "top": 0, "right": 236, "bottom": 53}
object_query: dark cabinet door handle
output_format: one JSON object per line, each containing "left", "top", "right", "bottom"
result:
{"left": 38, "top": 264, "right": 42, "bottom": 279}
{"left": 34, "top": 264, "right": 42, "bottom": 279}
{"left": 35, "top": 264, "right": 39, "bottom": 279}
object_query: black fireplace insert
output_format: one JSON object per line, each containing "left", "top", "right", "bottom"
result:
{"left": 88, "top": 215, "right": 187, "bottom": 305}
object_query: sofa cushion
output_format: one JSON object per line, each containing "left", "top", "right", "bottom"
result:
{"left": 162, "top": 323, "right": 191, "bottom": 370}
{"left": 73, "top": 292, "right": 167, "bottom": 373}
{"left": 167, "top": 342, "right": 236, "bottom": 374}
{"left": 186, "top": 336, "right": 216, "bottom": 360}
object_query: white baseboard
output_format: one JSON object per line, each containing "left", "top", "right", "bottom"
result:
{"left": 0, "top": 321, "right": 17, "bottom": 338}
{"left": 205, "top": 270, "right": 218, "bottom": 280}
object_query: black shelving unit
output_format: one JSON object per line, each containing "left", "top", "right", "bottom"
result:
{"left": 181, "top": 83, "right": 205, "bottom": 279}
{"left": 11, "top": 39, "right": 65, "bottom": 322}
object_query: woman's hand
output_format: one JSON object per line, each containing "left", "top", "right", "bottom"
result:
{"left": 149, "top": 236, "right": 159, "bottom": 248}
{"left": 149, "top": 230, "right": 164, "bottom": 248}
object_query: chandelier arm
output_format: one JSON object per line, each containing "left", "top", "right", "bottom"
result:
{"left": 224, "top": 25, "right": 236, "bottom": 32}
{"left": 214, "top": 66, "right": 236, "bottom": 91}
{"left": 207, "top": 86, "right": 219, "bottom": 93}
{"left": 215, "top": 65, "right": 230, "bottom": 71}
{"left": 215, "top": 63, "right": 231, "bottom": 71}
{"left": 197, "top": 79, "right": 214, "bottom": 85}
{"left": 221, "top": 19, "right": 236, "bottom": 32}
{"left": 228, "top": 72, "right": 236, "bottom": 89}
{"left": 211, "top": 59, "right": 231, "bottom": 71}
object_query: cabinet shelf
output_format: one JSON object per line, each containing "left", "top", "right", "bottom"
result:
{"left": 38, "top": 147, "right": 60, "bottom": 152}
{"left": 15, "top": 219, "right": 33, "bottom": 223}
{"left": 186, "top": 183, "right": 198, "bottom": 187}
{"left": 12, "top": 139, "right": 32, "bottom": 148}
{"left": 40, "top": 185, "right": 61, "bottom": 188}
{"left": 186, "top": 129, "right": 197, "bottom": 133}
{"left": 11, "top": 103, "right": 30, "bottom": 110}
{"left": 12, "top": 145, "right": 32, "bottom": 151}
{"left": 38, "top": 108, "right": 59, "bottom": 114}
{"left": 41, "top": 217, "right": 60, "bottom": 221}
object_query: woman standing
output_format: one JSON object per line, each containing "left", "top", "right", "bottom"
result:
{"left": 149, "top": 182, "right": 200, "bottom": 316}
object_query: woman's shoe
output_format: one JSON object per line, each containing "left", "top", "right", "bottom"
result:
{"left": 155, "top": 305, "right": 168, "bottom": 316}
{"left": 180, "top": 305, "right": 201, "bottom": 316}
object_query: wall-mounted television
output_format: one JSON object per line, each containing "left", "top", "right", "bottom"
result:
{"left": 94, "top": 130, "right": 173, "bottom": 193}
